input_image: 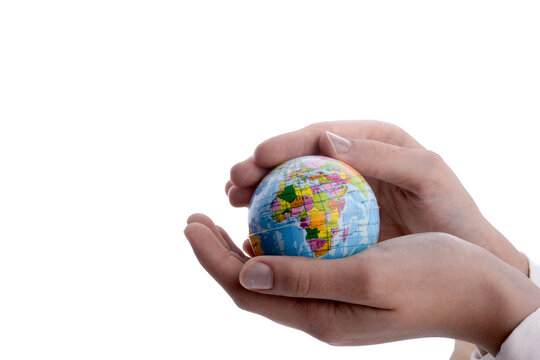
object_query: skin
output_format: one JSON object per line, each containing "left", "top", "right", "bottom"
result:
{"left": 185, "top": 214, "right": 540, "bottom": 356}
{"left": 185, "top": 121, "right": 540, "bottom": 356}
{"left": 225, "top": 120, "right": 529, "bottom": 275}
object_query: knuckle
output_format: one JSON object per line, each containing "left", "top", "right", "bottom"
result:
{"left": 356, "top": 264, "right": 378, "bottom": 301}
{"left": 366, "top": 139, "right": 382, "bottom": 158}
{"left": 382, "top": 120, "right": 406, "bottom": 135}
{"left": 421, "top": 150, "right": 445, "bottom": 172}
{"left": 350, "top": 253, "right": 382, "bottom": 303}
{"left": 254, "top": 138, "right": 277, "bottom": 166}
{"left": 416, "top": 150, "right": 446, "bottom": 192}
{"left": 292, "top": 270, "right": 313, "bottom": 298}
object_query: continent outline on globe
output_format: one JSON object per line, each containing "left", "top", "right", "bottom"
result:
{"left": 248, "top": 155, "right": 380, "bottom": 259}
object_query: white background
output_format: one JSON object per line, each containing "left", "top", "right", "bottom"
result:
{"left": 1, "top": 1, "right": 539, "bottom": 359}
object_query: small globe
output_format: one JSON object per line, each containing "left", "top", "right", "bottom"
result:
{"left": 248, "top": 155, "right": 379, "bottom": 259}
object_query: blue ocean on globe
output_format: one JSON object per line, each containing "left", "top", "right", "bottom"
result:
{"left": 248, "top": 155, "right": 380, "bottom": 259}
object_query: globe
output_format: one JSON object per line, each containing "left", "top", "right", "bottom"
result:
{"left": 248, "top": 155, "right": 380, "bottom": 259}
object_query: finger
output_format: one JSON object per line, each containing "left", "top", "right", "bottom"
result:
{"left": 187, "top": 213, "right": 248, "bottom": 262}
{"left": 228, "top": 185, "right": 256, "bottom": 207}
{"left": 185, "top": 222, "right": 345, "bottom": 335}
{"left": 227, "top": 121, "right": 423, "bottom": 202}
{"left": 187, "top": 213, "right": 231, "bottom": 250}
{"left": 225, "top": 180, "right": 234, "bottom": 195}
{"left": 238, "top": 251, "right": 394, "bottom": 309}
{"left": 185, "top": 222, "right": 244, "bottom": 289}
{"left": 243, "top": 239, "right": 256, "bottom": 257}
{"left": 320, "top": 132, "right": 447, "bottom": 193}
{"left": 230, "top": 156, "right": 268, "bottom": 188}
{"left": 254, "top": 120, "right": 423, "bottom": 170}
{"left": 217, "top": 225, "right": 250, "bottom": 262}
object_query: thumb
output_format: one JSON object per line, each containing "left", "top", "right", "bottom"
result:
{"left": 320, "top": 131, "right": 447, "bottom": 193}
{"left": 238, "top": 255, "right": 388, "bottom": 308}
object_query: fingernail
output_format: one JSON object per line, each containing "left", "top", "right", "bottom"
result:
{"left": 240, "top": 262, "right": 273, "bottom": 290}
{"left": 326, "top": 131, "right": 351, "bottom": 154}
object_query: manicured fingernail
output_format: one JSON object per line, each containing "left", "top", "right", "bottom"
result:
{"left": 326, "top": 131, "right": 351, "bottom": 154}
{"left": 240, "top": 262, "right": 273, "bottom": 290}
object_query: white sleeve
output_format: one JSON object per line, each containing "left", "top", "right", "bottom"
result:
{"left": 471, "top": 259, "right": 540, "bottom": 360}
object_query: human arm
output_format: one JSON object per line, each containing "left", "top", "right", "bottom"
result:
{"left": 226, "top": 121, "right": 528, "bottom": 275}
{"left": 185, "top": 214, "right": 540, "bottom": 356}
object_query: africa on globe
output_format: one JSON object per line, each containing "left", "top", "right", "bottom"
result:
{"left": 248, "top": 155, "right": 380, "bottom": 259}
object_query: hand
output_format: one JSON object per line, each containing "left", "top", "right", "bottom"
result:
{"left": 226, "top": 120, "right": 529, "bottom": 275}
{"left": 185, "top": 213, "right": 540, "bottom": 356}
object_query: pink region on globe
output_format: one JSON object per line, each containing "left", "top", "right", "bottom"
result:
{"left": 271, "top": 197, "right": 281, "bottom": 212}
{"left": 321, "top": 183, "right": 340, "bottom": 195}
{"left": 290, "top": 207, "right": 303, "bottom": 217}
{"left": 325, "top": 174, "right": 346, "bottom": 185}
{"left": 310, "top": 185, "right": 322, "bottom": 194}
{"left": 300, "top": 216, "right": 310, "bottom": 229}
{"left": 307, "top": 238, "right": 326, "bottom": 252}
{"left": 303, "top": 196, "right": 314, "bottom": 211}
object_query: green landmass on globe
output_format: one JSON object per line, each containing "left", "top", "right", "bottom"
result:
{"left": 248, "top": 155, "right": 380, "bottom": 259}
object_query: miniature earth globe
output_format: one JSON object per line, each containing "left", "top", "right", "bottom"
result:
{"left": 248, "top": 155, "right": 379, "bottom": 259}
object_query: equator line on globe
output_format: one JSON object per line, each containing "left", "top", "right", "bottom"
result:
{"left": 248, "top": 155, "right": 380, "bottom": 259}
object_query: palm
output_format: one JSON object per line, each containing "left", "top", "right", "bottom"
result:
{"left": 367, "top": 178, "right": 410, "bottom": 241}
{"left": 369, "top": 180, "right": 435, "bottom": 242}
{"left": 186, "top": 215, "right": 526, "bottom": 353}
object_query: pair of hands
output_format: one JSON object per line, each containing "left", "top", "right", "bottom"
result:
{"left": 185, "top": 121, "right": 540, "bottom": 355}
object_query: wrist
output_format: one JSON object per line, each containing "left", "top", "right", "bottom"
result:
{"left": 476, "top": 254, "right": 540, "bottom": 355}
{"left": 477, "top": 222, "right": 529, "bottom": 276}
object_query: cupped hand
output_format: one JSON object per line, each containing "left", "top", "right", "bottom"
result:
{"left": 226, "top": 121, "right": 528, "bottom": 275}
{"left": 185, "top": 213, "right": 540, "bottom": 356}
